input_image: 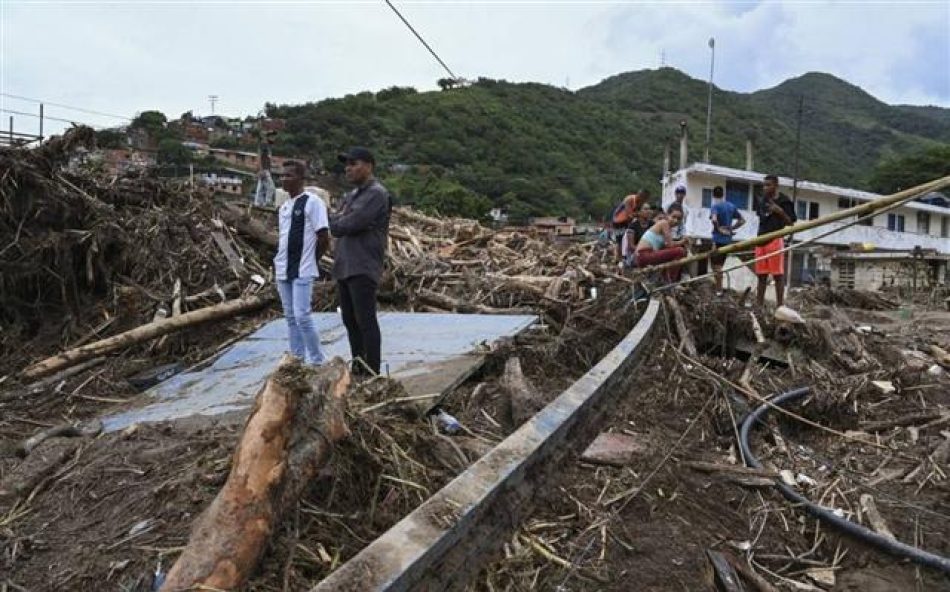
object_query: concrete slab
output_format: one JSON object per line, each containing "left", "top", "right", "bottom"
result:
{"left": 100, "top": 312, "right": 535, "bottom": 432}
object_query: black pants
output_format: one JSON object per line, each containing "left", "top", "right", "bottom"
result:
{"left": 337, "top": 275, "right": 381, "bottom": 375}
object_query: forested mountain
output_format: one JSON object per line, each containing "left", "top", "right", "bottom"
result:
{"left": 262, "top": 68, "right": 949, "bottom": 220}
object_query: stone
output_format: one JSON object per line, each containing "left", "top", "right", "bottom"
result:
{"left": 871, "top": 380, "right": 896, "bottom": 395}
{"left": 580, "top": 432, "right": 647, "bottom": 467}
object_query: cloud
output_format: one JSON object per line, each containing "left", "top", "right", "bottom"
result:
{"left": 1, "top": 0, "right": 947, "bottom": 137}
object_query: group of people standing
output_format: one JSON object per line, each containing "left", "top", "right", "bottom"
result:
{"left": 613, "top": 174, "right": 797, "bottom": 307}
{"left": 271, "top": 147, "right": 391, "bottom": 377}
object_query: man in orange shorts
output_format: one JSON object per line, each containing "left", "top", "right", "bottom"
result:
{"left": 754, "top": 174, "right": 796, "bottom": 307}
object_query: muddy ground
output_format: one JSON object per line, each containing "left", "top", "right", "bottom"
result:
{"left": 470, "top": 286, "right": 950, "bottom": 591}
{"left": 0, "top": 278, "right": 641, "bottom": 591}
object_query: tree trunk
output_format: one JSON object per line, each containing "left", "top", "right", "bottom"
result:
{"left": 22, "top": 295, "right": 272, "bottom": 380}
{"left": 219, "top": 202, "right": 278, "bottom": 248}
{"left": 501, "top": 357, "right": 545, "bottom": 426}
{"left": 161, "top": 356, "right": 351, "bottom": 591}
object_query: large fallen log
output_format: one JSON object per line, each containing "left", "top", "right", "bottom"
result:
{"left": 22, "top": 294, "right": 272, "bottom": 380}
{"left": 219, "top": 202, "right": 277, "bottom": 248}
{"left": 161, "top": 356, "right": 351, "bottom": 591}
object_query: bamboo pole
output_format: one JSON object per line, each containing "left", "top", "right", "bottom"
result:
{"left": 648, "top": 192, "right": 910, "bottom": 295}
{"left": 633, "top": 175, "right": 950, "bottom": 277}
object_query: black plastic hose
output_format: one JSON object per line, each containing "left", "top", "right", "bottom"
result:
{"left": 739, "top": 386, "right": 950, "bottom": 575}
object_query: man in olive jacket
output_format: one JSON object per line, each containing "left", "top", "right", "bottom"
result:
{"left": 330, "top": 147, "right": 392, "bottom": 376}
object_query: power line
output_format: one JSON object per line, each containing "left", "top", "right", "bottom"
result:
{"left": 383, "top": 0, "right": 459, "bottom": 81}
{"left": 0, "top": 108, "right": 109, "bottom": 129}
{"left": 0, "top": 92, "right": 131, "bottom": 121}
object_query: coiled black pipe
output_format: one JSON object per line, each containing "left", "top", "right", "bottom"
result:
{"left": 738, "top": 386, "right": 950, "bottom": 575}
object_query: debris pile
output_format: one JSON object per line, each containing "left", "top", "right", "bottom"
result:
{"left": 796, "top": 286, "right": 898, "bottom": 311}
{"left": 0, "top": 127, "right": 274, "bottom": 380}
{"left": 0, "top": 129, "right": 643, "bottom": 591}
{"left": 473, "top": 283, "right": 950, "bottom": 591}
{"left": 383, "top": 208, "right": 615, "bottom": 323}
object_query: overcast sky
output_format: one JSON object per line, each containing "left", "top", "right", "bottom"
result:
{"left": 2, "top": 1, "right": 948, "bottom": 137}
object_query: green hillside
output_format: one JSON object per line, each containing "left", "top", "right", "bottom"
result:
{"left": 263, "top": 68, "right": 949, "bottom": 220}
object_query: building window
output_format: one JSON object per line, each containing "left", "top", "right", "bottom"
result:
{"left": 701, "top": 188, "right": 713, "bottom": 208}
{"left": 942, "top": 216, "right": 949, "bottom": 238}
{"left": 725, "top": 181, "right": 750, "bottom": 209}
{"left": 838, "top": 261, "right": 855, "bottom": 289}
{"left": 917, "top": 212, "right": 931, "bottom": 235}
{"left": 887, "top": 213, "right": 905, "bottom": 232}
{"left": 837, "top": 195, "right": 873, "bottom": 226}
{"left": 796, "top": 201, "right": 820, "bottom": 220}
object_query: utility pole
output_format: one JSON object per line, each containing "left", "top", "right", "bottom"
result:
{"left": 208, "top": 95, "right": 218, "bottom": 115}
{"left": 785, "top": 95, "right": 805, "bottom": 296}
{"left": 704, "top": 38, "right": 715, "bottom": 163}
{"left": 39, "top": 103, "right": 44, "bottom": 141}
{"left": 8, "top": 116, "right": 12, "bottom": 144}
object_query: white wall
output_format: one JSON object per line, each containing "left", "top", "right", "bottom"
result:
{"left": 664, "top": 170, "right": 950, "bottom": 254}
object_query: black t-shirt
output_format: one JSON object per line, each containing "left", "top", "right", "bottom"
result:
{"left": 755, "top": 193, "right": 797, "bottom": 235}
{"left": 627, "top": 219, "right": 651, "bottom": 245}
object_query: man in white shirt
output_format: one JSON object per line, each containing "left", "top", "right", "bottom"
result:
{"left": 273, "top": 161, "right": 330, "bottom": 365}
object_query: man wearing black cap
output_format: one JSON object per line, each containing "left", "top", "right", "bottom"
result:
{"left": 330, "top": 147, "right": 392, "bottom": 376}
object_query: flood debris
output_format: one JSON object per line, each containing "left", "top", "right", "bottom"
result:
{"left": 473, "top": 283, "right": 950, "bottom": 591}
{"left": 1, "top": 129, "right": 645, "bottom": 590}
{"left": 2, "top": 130, "right": 949, "bottom": 590}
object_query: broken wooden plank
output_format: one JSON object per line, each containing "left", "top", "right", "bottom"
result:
{"left": 666, "top": 296, "right": 697, "bottom": 357}
{"left": 211, "top": 230, "right": 245, "bottom": 277}
{"left": 681, "top": 460, "right": 778, "bottom": 479}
